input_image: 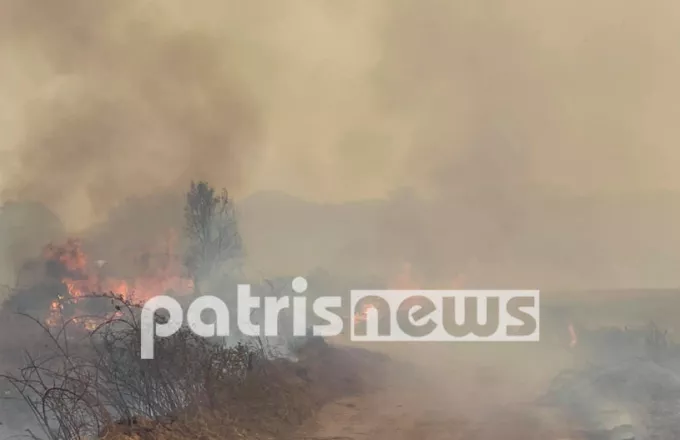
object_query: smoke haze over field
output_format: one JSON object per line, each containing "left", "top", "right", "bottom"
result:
{"left": 1, "top": 1, "right": 680, "bottom": 288}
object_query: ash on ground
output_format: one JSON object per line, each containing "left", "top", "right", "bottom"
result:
{"left": 541, "top": 323, "right": 680, "bottom": 440}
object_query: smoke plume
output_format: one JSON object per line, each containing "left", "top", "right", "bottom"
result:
{"left": 1, "top": 1, "right": 680, "bottom": 288}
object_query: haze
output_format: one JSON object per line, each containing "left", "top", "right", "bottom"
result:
{"left": 1, "top": 0, "right": 679, "bottom": 290}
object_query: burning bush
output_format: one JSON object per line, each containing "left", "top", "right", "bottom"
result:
{"left": 0, "top": 181, "right": 384, "bottom": 439}
{"left": 0, "top": 292, "right": 381, "bottom": 440}
{"left": 0, "top": 294, "right": 257, "bottom": 438}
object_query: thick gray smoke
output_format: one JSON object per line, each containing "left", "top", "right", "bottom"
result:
{"left": 1, "top": 1, "right": 680, "bottom": 290}
{"left": 0, "top": 0, "right": 263, "bottom": 229}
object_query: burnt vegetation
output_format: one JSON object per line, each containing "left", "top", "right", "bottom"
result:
{"left": 184, "top": 181, "right": 243, "bottom": 293}
{"left": 0, "top": 181, "right": 373, "bottom": 440}
{"left": 541, "top": 322, "right": 680, "bottom": 439}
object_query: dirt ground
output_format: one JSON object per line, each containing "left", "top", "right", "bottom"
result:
{"left": 292, "top": 340, "right": 578, "bottom": 440}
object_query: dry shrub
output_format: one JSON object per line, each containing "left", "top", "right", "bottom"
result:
{"left": 1, "top": 294, "right": 383, "bottom": 440}
{"left": 1, "top": 293, "right": 258, "bottom": 439}
{"left": 102, "top": 337, "right": 387, "bottom": 440}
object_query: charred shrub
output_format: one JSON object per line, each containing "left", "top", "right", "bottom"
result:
{"left": 1, "top": 294, "right": 261, "bottom": 440}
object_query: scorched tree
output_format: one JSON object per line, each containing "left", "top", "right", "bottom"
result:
{"left": 184, "top": 180, "right": 242, "bottom": 293}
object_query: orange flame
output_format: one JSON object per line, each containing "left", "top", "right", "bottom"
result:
{"left": 352, "top": 261, "right": 469, "bottom": 324}
{"left": 353, "top": 304, "right": 379, "bottom": 323}
{"left": 43, "top": 238, "right": 87, "bottom": 273}
{"left": 42, "top": 236, "right": 194, "bottom": 329}
{"left": 568, "top": 322, "right": 578, "bottom": 348}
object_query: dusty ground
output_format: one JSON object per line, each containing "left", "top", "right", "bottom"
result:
{"left": 293, "top": 340, "right": 578, "bottom": 440}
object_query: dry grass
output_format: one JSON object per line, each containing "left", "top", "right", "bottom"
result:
{"left": 0, "top": 293, "right": 385, "bottom": 440}
{"left": 100, "top": 339, "right": 386, "bottom": 440}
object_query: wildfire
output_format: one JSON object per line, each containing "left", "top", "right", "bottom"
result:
{"left": 392, "top": 262, "right": 418, "bottom": 289}
{"left": 568, "top": 322, "right": 578, "bottom": 348}
{"left": 353, "top": 263, "right": 412, "bottom": 323}
{"left": 352, "top": 262, "right": 468, "bottom": 324}
{"left": 42, "top": 236, "right": 194, "bottom": 329}
{"left": 353, "top": 304, "right": 378, "bottom": 323}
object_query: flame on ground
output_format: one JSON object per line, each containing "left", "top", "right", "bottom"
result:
{"left": 43, "top": 236, "right": 194, "bottom": 329}
{"left": 353, "top": 304, "right": 378, "bottom": 323}
{"left": 352, "top": 262, "right": 468, "bottom": 324}
{"left": 568, "top": 322, "right": 578, "bottom": 348}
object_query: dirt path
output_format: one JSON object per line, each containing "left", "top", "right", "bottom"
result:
{"left": 294, "top": 371, "right": 468, "bottom": 440}
{"left": 293, "top": 341, "right": 576, "bottom": 440}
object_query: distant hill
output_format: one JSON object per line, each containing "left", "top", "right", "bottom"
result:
{"left": 4, "top": 189, "right": 680, "bottom": 293}
{"left": 237, "top": 190, "right": 680, "bottom": 290}
{"left": 237, "top": 191, "right": 389, "bottom": 279}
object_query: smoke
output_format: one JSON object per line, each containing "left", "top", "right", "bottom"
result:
{"left": 4, "top": 1, "right": 679, "bottom": 212}
{"left": 0, "top": 0, "right": 265, "bottom": 229}
{"left": 377, "top": 1, "right": 680, "bottom": 196}
{"left": 369, "top": 1, "right": 680, "bottom": 288}
{"left": 1, "top": 1, "right": 680, "bottom": 287}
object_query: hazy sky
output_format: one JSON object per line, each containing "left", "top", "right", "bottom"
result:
{"left": 1, "top": 1, "right": 679, "bottom": 230}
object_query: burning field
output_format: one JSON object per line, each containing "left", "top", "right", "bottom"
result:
{"left": 3, "top": 0, "right": 680, "bottom": 439}
{"left": 40, "top": 237, "right": 194, "bottom": 330}
{"left": 0, "top": 181, "right": 393, "bottom": 440}
{"left": 1, "top": 190, "right": 679, "bottom": 440}
{"left": 0, "top": 232, "right": 195, "bottom": 343}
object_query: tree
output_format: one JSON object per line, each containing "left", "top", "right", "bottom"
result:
{"left": 184, "top": 181, "right": 242, "bottom": 292}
